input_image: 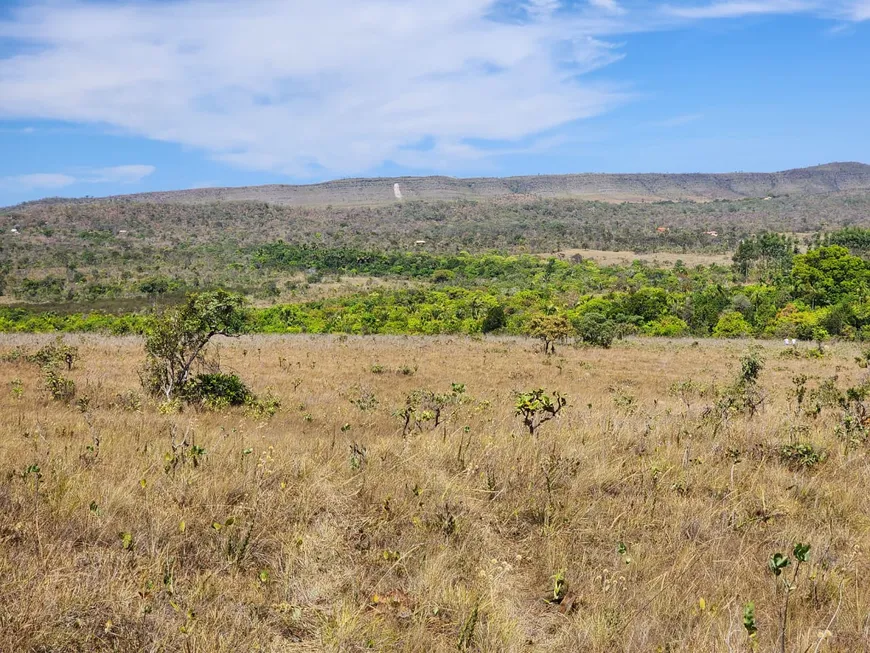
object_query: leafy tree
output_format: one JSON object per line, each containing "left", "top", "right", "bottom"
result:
{"left": 791, "top": 245, "right": 870, "bottom": 307}
{"left": 141, "top": 290, "right": 248, "bottom": 400}
{"left": 482, "top": 305, "right": 506, "bottom": 333}
{"left": 643, "top": 316, "right": 689, "bottom": 337}
{"left": 622, "top": 287, "right": 670, "bottom": 323}
{"left": 733, "top": 232, "right": 795, "bottom": 281}
{"left": 528, "top": 314, "right": 572, "bottom": 354}
{"left": 713, "top": 310, "right": 753, "bottom": 338}
{"left": 573, "top": 311, "right": 615, "bottom": 348}
{"left": 689, "top": 284, "right": 730, "bottom": 335}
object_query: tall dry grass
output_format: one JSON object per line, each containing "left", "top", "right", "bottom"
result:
{"left": 1, "top": 334, "right": 869, "bottom": 652}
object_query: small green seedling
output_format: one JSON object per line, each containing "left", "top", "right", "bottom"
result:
{"left": 743, "top": 601, "right": 758, "bottom": 647}
{"left": 119, "top": 531, "right": 134, "bottom": 551}
{"left": 548, "top": 570, "right": 568, "bottom": 604}
{"left": 768, "top": 552, "right": 791, "bottom": 577}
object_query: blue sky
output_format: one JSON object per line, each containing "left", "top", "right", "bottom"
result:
{"left": 0, "top": 0, "right": 868, "bottom": 205}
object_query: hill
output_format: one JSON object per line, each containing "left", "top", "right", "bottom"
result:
{"left": 9, "top": 162, "right": 870, "bottom": 209}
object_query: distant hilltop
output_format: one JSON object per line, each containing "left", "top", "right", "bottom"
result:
{"left": 10, "top": 162, "right": 870, "bottom": 209}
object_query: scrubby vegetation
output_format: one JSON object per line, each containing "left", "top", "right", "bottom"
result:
{"left": 4, "top": 238, "right": 870, "bottom": 343}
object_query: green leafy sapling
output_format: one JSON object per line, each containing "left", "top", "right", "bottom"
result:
{"left": 515, "top": 389, "right": 567, "bottom": 436}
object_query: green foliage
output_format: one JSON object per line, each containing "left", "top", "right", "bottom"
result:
{"left": 768, "top": 552, "right": 791, "bottom": 577}
{"left": 141, "top": 290, "right": 249, "bottom": 399}
{"left": 742, "top": 602, "right": 757, "bottom": 638}
{"left": 515, "top": 389, "right": 567, "bottom": 435}
{"left": 643, "top": 316, "right": 689, "bottom": 337}
{"left": 28, "top": 336, "right": 79, "bottom": 369}
{"left": 481, "top": 305, "right": 506, "bottom": 333}
{"left": 528, "top": 314, "right": 573, "bottom": 354}
{"left": 184, "top": 373, "right": 252, "bottom": 410}
{"left": 549, "top": 570, "right": 568, "bottom": 603}
{"left": 791, "top": 245, "right": 870, "bottom": 306}
{"left": 779, "top": 442, "right": 827, "bottom": 470}
{"left": 244, "top": 391, "right": 282, "bottom": 418}
{"left": 395, "top": 384, "right": 467, "bottom": 434}
{"left": 733, "top": 232, "right": 795, "bottom": 280}
{"left": 43, "top": 368, "right": 75, "bottom": 402}
{"left": 712, "top": 310, "right": 753, "bottom": 338}
{"left": 573, "top": 311, "right": 616, "bottom": 348}
{"left": 15, "top": 276, "right": 66, "bottom": 301}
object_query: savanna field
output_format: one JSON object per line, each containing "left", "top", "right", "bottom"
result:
{"left": 2, "top": 333, "right": 870, "bottom": 652}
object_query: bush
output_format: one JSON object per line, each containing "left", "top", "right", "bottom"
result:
{"left": 244, "top": 390, "right": 282, "bottom": 418}
{"left": 766, "top": 304, "right": 824, "bottom": 340}
{"left": 713, "top": 311, "right": 753, "bottom": 338}
{"left": 29, "top": 337, "right": 79, "bottom": 369}
{"left": 482, "top": 305, "right": 506, "bottom": 333}
{"left": 643, "top": 316, "right": 689, "bottom": 337}
{"left": 573, "top": 311, "right": 616, "bottom": 348}
{"left": 431, "top": 269, "right": 455, "bottom": 283}
{"left": 141, "top": 290, "right": 248, "bottom": 399}
{"left": 184, "top": 373, "right": 252, "bottom": 410}
{"left": 779, "top": 442, "right": 827, "bottom": 470}
{"left": 43, "top": 368, "right": 76, "bottom": 402}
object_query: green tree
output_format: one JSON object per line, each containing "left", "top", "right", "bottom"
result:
{"left": 713, "top": 310, "right": 753, "bottom": 338}
{"left": 528, "top": 314, "right": 573, "bottom": 354}
{"left": 791, "top": 245, "right": 870, "bottom": 307}
{"left": 482, "top": 305, "right": 506, "bottom": 333}
{"left": 141, "top": 290, "right": 248, "bottom": 400}
{"left": 573, "top": 311, "right": 616, "bottom": 348}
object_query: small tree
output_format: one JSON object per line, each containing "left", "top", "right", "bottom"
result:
{"left": 482, "top": 305, "right": 506, "bottom": 333}
{"left": 141, "top": 290, "right": 248, "bottom": 400}
{"left": 515, "top": 389, "right": 567, "bottom": 436}
{"left": 528, "top": 314, "right": 572, "bottom": 354}
{"left": 573, "top": 312, "right": 616, "bottom": 348}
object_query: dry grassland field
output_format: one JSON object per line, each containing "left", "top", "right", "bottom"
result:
{"left": 2, "top": 334, "right": 870, "bottom": 652}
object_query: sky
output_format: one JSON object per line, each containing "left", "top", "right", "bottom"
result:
{"left": 0, "top": 0, "right": 868, "bottom": 205}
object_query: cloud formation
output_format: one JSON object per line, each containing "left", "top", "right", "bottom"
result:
{"left": 0, "top": 165, "right": 155, "bottom": 190}
{"left": 0, "top": 0, "right": 866, "bottom": 178}
{"left": 662, "top": 0, "right": 870, "bottom": 20}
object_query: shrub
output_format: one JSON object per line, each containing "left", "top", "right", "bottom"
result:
{"left": 431, "top": 269, "right": 455, "bottom": 283}
{"left": 244, "top": 390, "right": 282, "bottom": 418}
{"left": 573, "top": 311, "right": 615, "bottom": 348}
{"left": 43, "top": 368, "right": 76, "bottom": 402}
{"left": 779, "top": 442, "right": 827, "bottom": 470}
{"left": 481, "top": 305, "right": 506, "bottom": 333}
{"left": 141, "top": 290, "right": 248, "bottom": 400}
{"left": 643, "top": 316, "right": 689, "bottom": 337}
{"left": 713, "top": 311, "right": 753, "bottom": 338}
{"left": 527, "top": 314, "right": 573, "bottom": 354}
{"left": 184, "top": 373, "right": 252, "bottom": 410}
{"left": 515, "top": 389, "right": 567, "bottom": 436}
{"left": 29, "top": 337, "right": 79, "bottom": 370}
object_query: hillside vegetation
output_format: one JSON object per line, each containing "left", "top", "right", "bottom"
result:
{"left": 10, "top": 162, "right": 870, "bottom": 207}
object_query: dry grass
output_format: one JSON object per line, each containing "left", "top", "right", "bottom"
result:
{"left": 1, "top": 334, "right": 869, "bottom": 652}
{"left": 544, "top": 249, "right": 734, "bottom": 268}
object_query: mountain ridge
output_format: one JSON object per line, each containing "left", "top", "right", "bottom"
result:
{"left": 8, "top": 162, "right": 870, "bottom": 210}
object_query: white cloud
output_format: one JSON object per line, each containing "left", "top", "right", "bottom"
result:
{"left": 661, "top": 1, "right": 870, "bottom": 20}
{"left": 0, "top": 0, "right": 866, "bottom": 181}
{"left": 846, "top": 0, "right": 870, "bottom": 19}
{"left": 589, "top": 0, "right": 626, "bottom": 14}
{"left": 0, "top": 0, "right": 632, "bottom": 177}
{"left": 82, "top": 165, "right": 156, "bottom": 184}
{"left": 663, "top": 1, "right": 809, "bottom": 19}
{"left": 2, "top": 173, "right": 76, "bottom": 190}
{"left": 0, "top": 165, "right": 155, "bottom": 190}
